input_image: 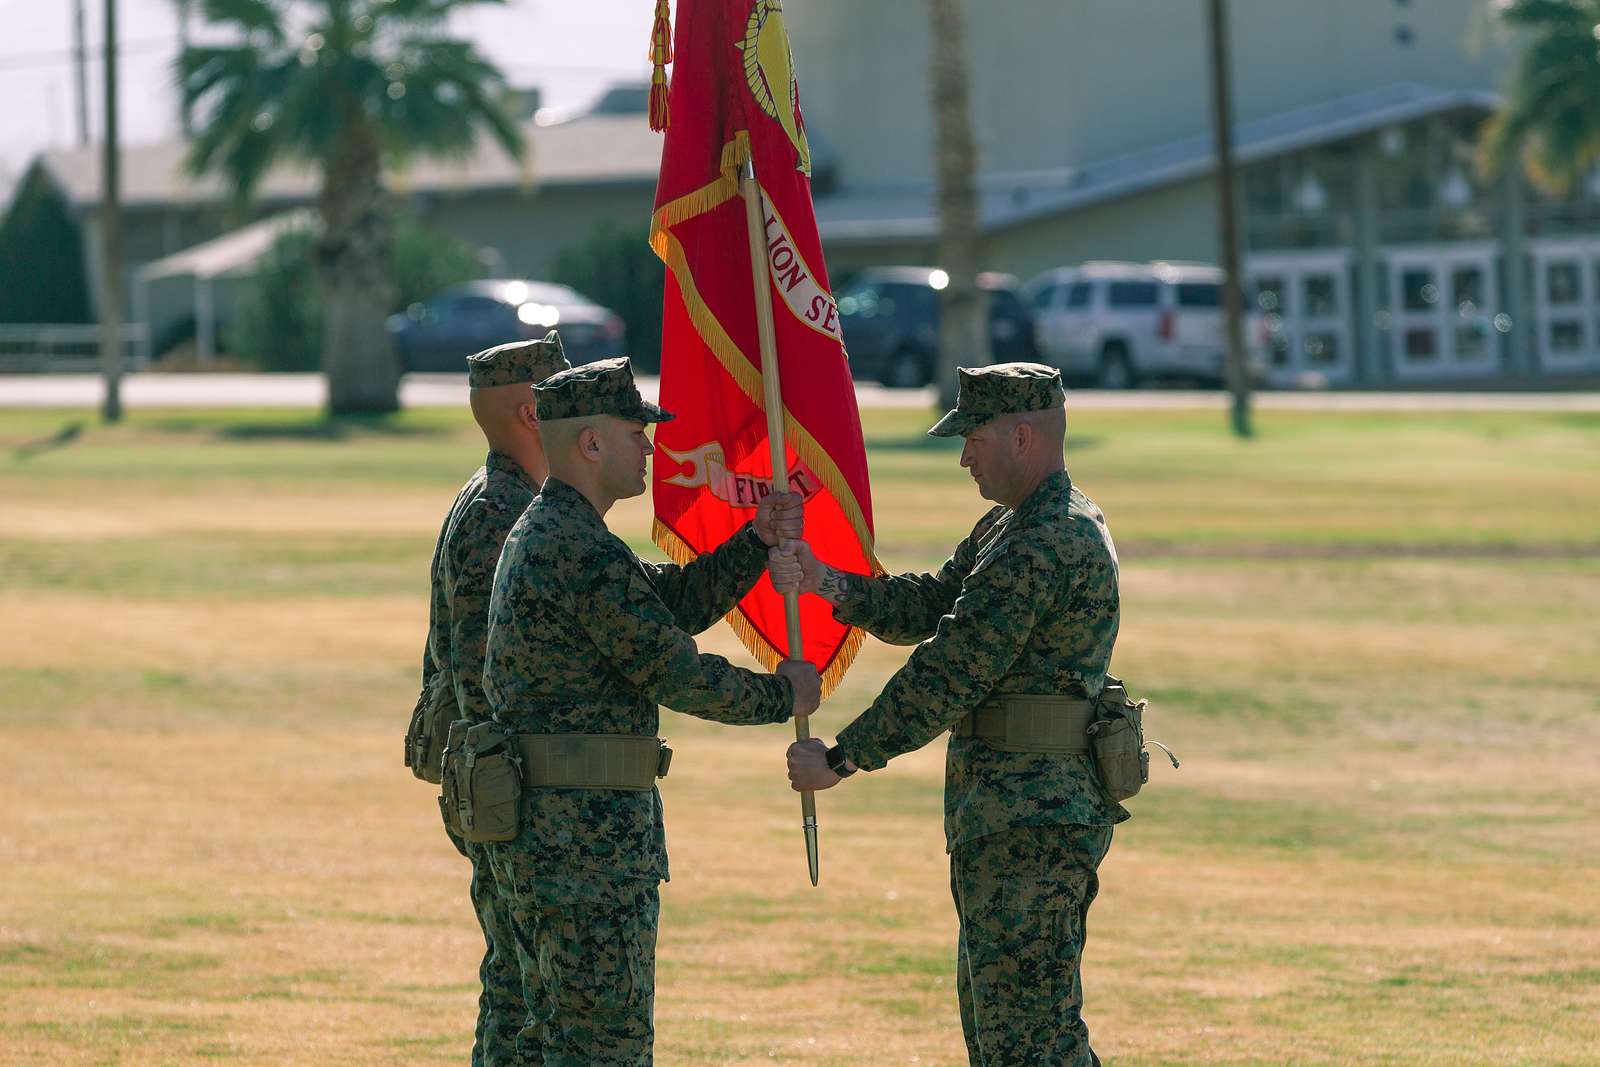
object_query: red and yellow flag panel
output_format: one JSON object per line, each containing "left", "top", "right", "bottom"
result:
{"left": 649, "top": 0, "right": 877, "bottom": 692}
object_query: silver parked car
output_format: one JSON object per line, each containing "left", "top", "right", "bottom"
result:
{"left": 1026, "top": 261, "right": 1271, "bottom": 387}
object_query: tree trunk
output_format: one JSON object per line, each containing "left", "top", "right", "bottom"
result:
{"left": 319, "top": 114, "right": 399, "bottom": 414}
{"left": 928, "top": 0, "right": 987, "bottom": 410}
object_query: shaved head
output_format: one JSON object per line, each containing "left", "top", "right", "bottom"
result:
{"left": 468, "top": 381, "right": 547, "bottom": 483}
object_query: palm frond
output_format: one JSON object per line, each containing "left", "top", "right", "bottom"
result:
{"left": 1481, "top": 0, "right": 1600, "bottom": 188}
{"left": 368, "top": 0, "right": 509, "bottom": 25}
{"left": 196, "top": 0, "right": 286, "bottom": 41}
{"left": 180, "top": 0, "right": 523, "bottom": 205}
{"left": 379, "top": 36, "right": 523, "bottom": 162}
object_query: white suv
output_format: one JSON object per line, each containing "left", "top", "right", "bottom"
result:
{"left": 1026, "top": 261, "right": 1270, "bottom": 388}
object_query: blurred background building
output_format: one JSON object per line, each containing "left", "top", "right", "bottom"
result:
{"left": 789, "top": 0, "right": 1596, "bottom": 387}
{"left": 7, "top": 1, "right": 1600, "bottom": 387}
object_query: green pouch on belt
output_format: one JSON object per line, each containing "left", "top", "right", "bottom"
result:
{"left": 1086, "top": 677, "right": 1178, "bottom": 802}
{"left": 441, "top": 720, "right": 523, "bottom": 844}
{"left": 404, "top": 669, "right": 457, "bottom": 785}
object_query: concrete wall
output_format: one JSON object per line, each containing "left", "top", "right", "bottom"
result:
{"left": 411, "top": 183, "right": 655, "bottom": 281}
{"left": 989, "top": 178, "right": 1222, "bottom": 281}
{"left": 786, "top": 0, "right": 1515, "bottom": 189}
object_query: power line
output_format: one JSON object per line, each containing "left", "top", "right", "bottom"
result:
{"left": 0, "top": 36, "right": 175, "bottom": 73}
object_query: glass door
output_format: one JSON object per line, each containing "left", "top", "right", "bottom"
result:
{"left": 1530, "top": 239, "right": 1600, "bottom": 370}
{"left": 1247, "top": 252, "right": 1354, "bottom": 387}
{"left": 1385, "top": 244, "right": 1500, "bottom": 380}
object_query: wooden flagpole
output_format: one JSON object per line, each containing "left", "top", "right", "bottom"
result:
{"left": 739, "top": 157, "right": 819, "bottom": 887}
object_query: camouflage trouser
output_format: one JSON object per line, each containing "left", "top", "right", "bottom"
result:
{"left": 950, "top": 824, "right": 1114, "bottom": 1067}
{"left": 488, "top": 839, "right": 658, "bottom": 1067}
{"left": 441, "top": 801, "right": 529, "bottom": 1067}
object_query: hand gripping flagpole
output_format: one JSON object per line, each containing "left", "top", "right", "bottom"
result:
{"left": 739, "top": 156, "right": 820, "bottom": 887}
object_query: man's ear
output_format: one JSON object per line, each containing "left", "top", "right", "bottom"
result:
{"left": 577, "top": 425, "right": 603, "bottom": 461}
{"left": 1012, "top": 419, "right": 1033, "bottom": 456}
{"left": 518, "top": 401, "right": 539, "bottom": 431}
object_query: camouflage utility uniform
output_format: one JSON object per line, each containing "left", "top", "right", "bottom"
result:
{"left": 422, "top": 451, "right": 540, "bottom": 1066}
{"left": 482, "top": 360, "right": 794, "bottom": 1067}
{"left": 418, "top": 334, "right": 566, "bottom": 1066}
{"left": 833, "top": 462, "right": 1126, "bottom": 1064}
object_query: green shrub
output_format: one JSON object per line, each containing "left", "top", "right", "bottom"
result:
{"left": 551, "top": 220, "right": 665, "bottom": 372}
{"left": 229, "top": 214, "right": 482, "bottom": 372}
{"left": 0, "top": 166, "right": 93, "bottom": 324}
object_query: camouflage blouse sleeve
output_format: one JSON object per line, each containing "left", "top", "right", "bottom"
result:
{"left": 580, "top": 536, "right": 793, "bottom": 725}
{"left": 835, "top": 533, "right": 1058, "bottom": 771}
{"left": 445, "top": 497, "right": 521, "bottom": 723}
{"left": 830, "top": 508, "right": 1000, "bottom": 645}
{"left": 637, "top": 523, "right": 768, "bottom": 635}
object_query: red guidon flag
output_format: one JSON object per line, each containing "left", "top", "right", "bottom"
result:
{"left": 648, "top": 0, "right": 877, "bottom": 693}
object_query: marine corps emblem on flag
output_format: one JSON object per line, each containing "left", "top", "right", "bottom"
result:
{"left": 738, "top": 0, "right": 811, "bottom": 176}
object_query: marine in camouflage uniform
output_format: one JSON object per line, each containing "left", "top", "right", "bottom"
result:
{"left": 781, "top": 363, "right": 1126, "bottom": 1067}
{"left": 419, "top": 333, "right": 568, "bottom": 1066}
{"left": 482, "top": 358, "right": 815, "bottom": 1067}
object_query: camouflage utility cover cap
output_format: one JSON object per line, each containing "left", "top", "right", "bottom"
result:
{"left": 928, "top": 362, "right": 1065, "bottom": 437}
{"left": 466, "top": 330, "right": 571, "bottom": 389}
{"left": 533, "top": 356, "right": 675, "bottom": 424}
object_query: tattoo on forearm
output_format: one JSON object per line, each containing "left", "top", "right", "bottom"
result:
{"left": 817, "top": 565, "right": 851, "bottom": 605}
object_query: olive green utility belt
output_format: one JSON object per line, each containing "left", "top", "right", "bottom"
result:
{"left": 952, "top": 694, "right": 1095, "bottom": 754}
{"left": 516, "top": 733, "right": 673, "bottom": 791}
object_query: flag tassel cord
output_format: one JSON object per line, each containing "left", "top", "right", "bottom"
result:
{"left": 739, "top": 155, "right": 820, "bottom": 888}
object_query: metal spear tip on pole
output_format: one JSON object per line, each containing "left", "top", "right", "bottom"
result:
{"left": 804, "top": 815, "right": 819, "bottom": 887}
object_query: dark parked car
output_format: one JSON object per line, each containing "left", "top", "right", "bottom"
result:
{"left": 389, "top": 279, "right": 626, "bottom": 371}
{"left": 835, "top": 267, "right": 1037, "bottom": 387}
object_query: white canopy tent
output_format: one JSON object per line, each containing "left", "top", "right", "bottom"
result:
{"left": 132, "top": 210, "right": 315, "bottom": 363}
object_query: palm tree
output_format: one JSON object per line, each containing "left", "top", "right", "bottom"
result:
{"left": 927, "top": 0, "right": 989, "bottom": 410}
{"left": 1481, "top": 0, "right": 1600, "bottom": 191}
{"left": 177, "top": 0, "right": 523, "bottom": 413}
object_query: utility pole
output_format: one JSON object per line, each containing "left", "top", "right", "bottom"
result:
{"left": 177, "top": 0, "right": 193, "bottom": 135}
{"left": 73, "top": 0, "right": 90, "bottom": 146}
{"left": 1205, "top": 0, "right": 1252, "bottom": 438}
{"left": 99, "top": 0, "right": 123, "bottom": 422}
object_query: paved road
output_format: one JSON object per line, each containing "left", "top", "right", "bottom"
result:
{"left": 1, "top": 373, "right": 1598, "bottom": 411}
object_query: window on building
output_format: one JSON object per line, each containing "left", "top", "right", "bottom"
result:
{"left": 1451, "top": 267, "right": 1484, "bottom": 313}
{"left": 1404, "top": 328, "right": 1437, "bottom": 361}
{"left": 1254, "top": 275, "right": 1286, "bottom": 313}
{"left": 1402, "top": 269, "right": 1439, "bottom": 312}
{"left": 1303, "top": 275, "right": 1340, "bottom": 317}
{"left": 1549, "top": 320, "right": 1584, "bottom": 352}
{"left": 1304, "top": 332, "right": 1341, "bottom": 368}
{"left": 1548, "top": 262, "right": 1582, "bottom": 305}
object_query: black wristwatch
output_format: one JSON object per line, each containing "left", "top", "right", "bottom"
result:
{"left": 825, "top": 743, "right": 857, "bottom": 778}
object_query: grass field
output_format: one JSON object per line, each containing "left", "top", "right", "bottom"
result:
{"left": 1, "top": 403, "right": 1597, "bottom": 1066}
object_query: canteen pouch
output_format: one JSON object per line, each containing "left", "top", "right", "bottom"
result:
{"left": 404, "top": 669, "right": 458, "bottom": 784}
{"left": 445, "top": 721, "right": 523, "bottom": 844}
{"left": 1086, "top": 677, "right": 1177, "bottom": 802}
{"left": 439, "top": 718, "right": 472, "bottom": 838}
